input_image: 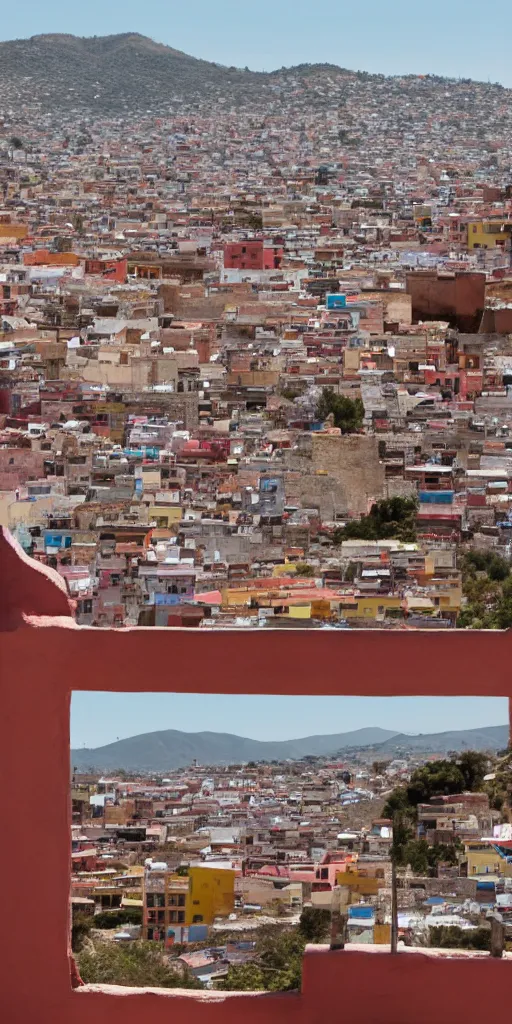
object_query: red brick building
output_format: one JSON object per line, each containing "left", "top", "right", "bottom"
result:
{"left": 223, "top": 240, "right": 283, "bottom": 271}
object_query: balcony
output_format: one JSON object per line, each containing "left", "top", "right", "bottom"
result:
{"left": 1, "top": 525, "right": 512, "bottom": 1024}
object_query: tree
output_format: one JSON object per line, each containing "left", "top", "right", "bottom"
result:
{"left": 464, "top": 550, "right": 510, "bottom": 582}
{"left": 426, "top": 842, "right": 460, "bottom": 871}
{"left": 299, "top": 906, "right": 330, "bottom": 943}
{"left": 316, "top": 388, "right": 364, "bottom": 433}
{"left": 405, "top": 761, "right": 465, "bottom": 807}
{"left": 382, "top": 786, "right": 412, "bottom": 820}
{"left": 218, "top": 926, "right": 305, "bottom": 992}
{"left": 336, "top": 497, "right": 418, "bottom": 544}
{"left": 429, "top": 926, "right": 490, "bottom": 951}
{"left": 217, "top": 963, "right": 266, "bottom": 991}
{"left": 294, "top": 563, "right": 315, "bottom": 577}
{"left": 78, "top": 940, "right": 203, "bottom": 988}
{"left": 402, "top": 839, "right": 459, "bottom": 876}
{"left": 459, "top": 551, "right": 512, "bottom": 629}
{"left": 456, "top": 751, "right": 488, "bottom": 791}
{"left": 390, "top": 810, "right": 415, "bottom": 866}
{"left": 71, "top": 912, "right": 94, "bottom": 953}
{"left": 255, "top": 927, "right": 304, "bottom": 991}
{"left": 403, "top": 838, "right": 429, "bottom": 875}
{"left": 92, "top": 907, "right": 142, "bottom": 929}
{"left": 385, "top": 752, "right": 488, "bottom": 868}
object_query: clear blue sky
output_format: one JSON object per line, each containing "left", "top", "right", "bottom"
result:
{"left": 2, "top": 0, "right": 512, "bottom": 85}
{"left": 70, "top": 693, "right": 507, "bottom": 748}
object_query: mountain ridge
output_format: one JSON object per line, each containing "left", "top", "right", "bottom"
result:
{"left": 0, "top": 32, "right": 508, "bottom": 113}
{"left": 71, "top": 723, "right": 508, "bottom": 771}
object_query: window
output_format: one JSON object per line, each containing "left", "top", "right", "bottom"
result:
{"left": 178, "top": 911, "right": 185, "bottom": 923}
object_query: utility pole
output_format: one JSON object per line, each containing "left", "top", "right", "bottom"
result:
{"left": 330, "top": 885, "right": 349, "bottom": 950}
{"left": 391, "top": 858, "right": 398, "bottom": 954}
{"left": 391, "top": 808, "right": 406, "bottom": 954}
{"left": 490, "top": 914, "right": 505, "bottom": 958}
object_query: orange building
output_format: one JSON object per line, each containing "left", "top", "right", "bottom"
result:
{"left": 23, "top": 249, "right": 80, "bottom": 267}
{"left": 0, "top": 223, "right": 28, "bottom": 240}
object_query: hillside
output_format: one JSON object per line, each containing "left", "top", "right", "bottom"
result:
{"left": 71, "top": 726, "right": 397, "bottom": 771}
{"left": 0, "top": 33, "right": 266, "bottom": 113}
{"left": 71, "top": 723, "right": 508, "bottom": 771}
{"left": 0, "top": 32, "right": 509, "bottom": 119}
{"left": 375, "top": 724, "right": 509, "bottom": 754}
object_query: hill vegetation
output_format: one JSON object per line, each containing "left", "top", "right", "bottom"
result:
{"left": 0, "top": 33, "right": 510, "bottom": 116}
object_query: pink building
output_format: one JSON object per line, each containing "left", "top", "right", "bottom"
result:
{"left": 224, "top": 240, "right": 283, "bottom": 270}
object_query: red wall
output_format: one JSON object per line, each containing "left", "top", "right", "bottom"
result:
{"left": 85, "top": 258, "right": 127, "bottom": 283}
{"left": 1, "top": 526, "right": 511, "bottom": 1024}
{"left": 0, "top": 448, "right": 47, "bottom": 489}
{"left": 406, "top": 271, "right": 485, "bottom": 331}
{"left": 224, "top": 242, "right": 283, "bottom": 271}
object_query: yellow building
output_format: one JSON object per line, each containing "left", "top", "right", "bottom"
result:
{"left": 335, "top": 867, "right": 384, "bottom": 898}
{"left": 464, "top": 840, "right": 512, "bottom": 877}
{"left": 341, "top": 595, "right": 403, "bottom": 621}
{"left": 148, "top": 505, "right": 182, "bottom": 528}
{"left": 467, "top": 220, "right": 512, "bottom": 250}
{"left": 143, "top": 865, "right": 235, "bottom": 943}
{"left": 188, "top": 866, "right": 235, "bottom": 923}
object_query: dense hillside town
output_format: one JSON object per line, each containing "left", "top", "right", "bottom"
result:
{"left": 4, "top": 46, "right": 512, "bottom": 628}
{"left": 70, "top": 746, "right": 512, "bottom": 988}
{"left": 2, "top": 31, "right": 512, "bottom": 994}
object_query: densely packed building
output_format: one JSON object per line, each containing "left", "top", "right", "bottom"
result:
{"left": 3, "top": 101, "right": 512, "bottom": 630}
{"left": 2, "top": 36, "right": 512, "bottom": 1012}
{"left": 70, "top": 748, "right": 512, "bottom": 980}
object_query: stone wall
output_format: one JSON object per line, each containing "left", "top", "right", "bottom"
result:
{"left": 285, "top": 434, "right": 386, "bottom": 515}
